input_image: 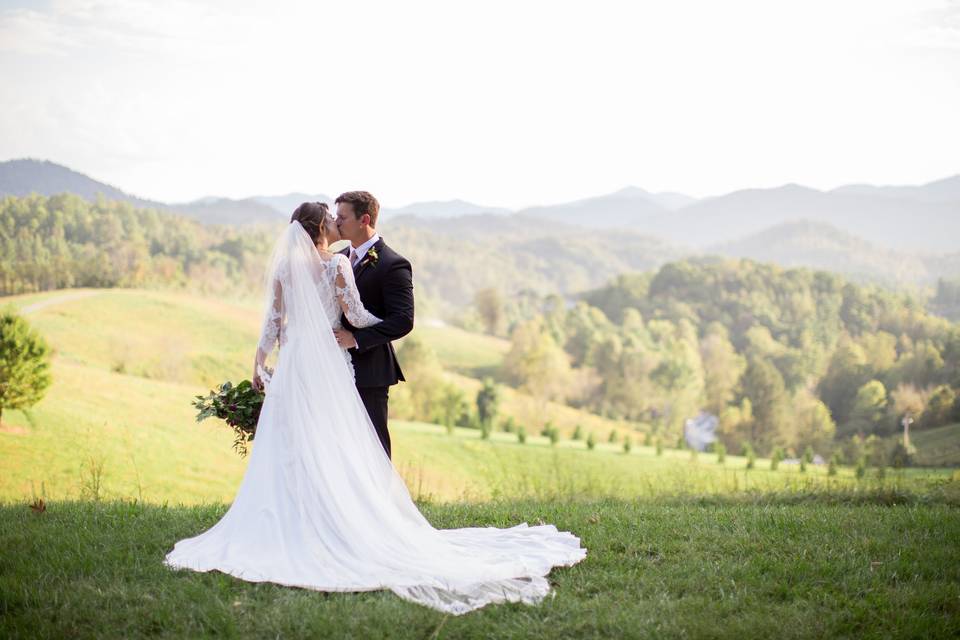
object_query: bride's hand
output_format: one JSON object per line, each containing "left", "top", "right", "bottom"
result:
{"left": 252, "top": 364, "right": 264, "bottom": 391}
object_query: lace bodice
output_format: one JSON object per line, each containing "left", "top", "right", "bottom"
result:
{"left": 256, "top": 252, "right": 380, "bottom": 376}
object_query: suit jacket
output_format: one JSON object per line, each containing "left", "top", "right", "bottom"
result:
{"left": 339, "top": 238, "right": 414, "bottom": 388}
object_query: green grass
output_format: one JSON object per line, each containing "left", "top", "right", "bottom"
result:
{"left": 1, "top": 499, "right": 958, "bottom": 639}
{"left": 2, "top": 288, "right": 960, "bottom": 638}
{"left": 393, "top": 421, "right": 958, "bottom": 503}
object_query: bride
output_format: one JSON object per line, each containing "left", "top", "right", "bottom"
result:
{"left": 163, "top": 203, "right": 587, "bottom": 615}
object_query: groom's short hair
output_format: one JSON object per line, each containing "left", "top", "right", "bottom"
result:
{"left": 335, "top": 191, "right": 380, "bottom": 228}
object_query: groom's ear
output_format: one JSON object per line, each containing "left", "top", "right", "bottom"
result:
{"left": 361, "top": 213, "right": 372, "bottom": 227}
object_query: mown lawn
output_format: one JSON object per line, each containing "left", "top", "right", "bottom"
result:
{"left": 1, "top": 497, "right": 958, "bottom": 639}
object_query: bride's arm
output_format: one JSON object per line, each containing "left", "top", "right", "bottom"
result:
{"left": 253, "top": 278, "right": 283, "bottom": 390}
{"left": 334, "top": 254, "right": 382, "bottom": 329}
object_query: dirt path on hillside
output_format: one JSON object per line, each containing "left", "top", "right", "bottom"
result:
{"left": 20, "top": 290, "right": 101, "bottom": 315}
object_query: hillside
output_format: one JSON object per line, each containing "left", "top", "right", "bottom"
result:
{"left": 5, "top": 288, "right": 953, "bottom": 507}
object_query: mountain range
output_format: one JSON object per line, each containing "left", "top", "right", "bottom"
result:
{"left": 1, "top": 158, "right": 958, "bottom": 288}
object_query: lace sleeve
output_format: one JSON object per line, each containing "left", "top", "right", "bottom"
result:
{"left": 256, "top": 277, "right": 285, "bottom": 369}
{"left": 334, "top": 254, "right": 381, "bottom": 328}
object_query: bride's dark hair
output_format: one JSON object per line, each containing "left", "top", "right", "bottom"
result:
{"left": 290, "top": 202, "right": 330, "bottom": 244}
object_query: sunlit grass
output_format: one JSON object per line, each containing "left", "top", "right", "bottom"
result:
{"left": 2, "top": 499, "right": 958, "bottom": 639}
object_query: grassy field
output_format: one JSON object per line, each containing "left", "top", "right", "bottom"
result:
{"left": 1, "top": 498, "right": 958, "bottom": 639}
{"left": 2, "top": 288, "right": 960, "bottom": 638}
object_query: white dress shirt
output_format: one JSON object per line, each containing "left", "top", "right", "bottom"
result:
{"left": 350, "top": 234, "right": 381, "bottom": 268}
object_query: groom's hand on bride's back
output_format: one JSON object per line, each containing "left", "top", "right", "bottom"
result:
{"left": 333, "top": 327, "right": 358, "bottom": 349}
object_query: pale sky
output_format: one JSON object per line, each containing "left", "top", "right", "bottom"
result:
{"left": 0, "top": 0, "right": 958, "bottom": 208}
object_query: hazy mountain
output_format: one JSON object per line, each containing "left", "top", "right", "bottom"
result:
{"left": 253, "top": 193, "right": 332, "bottom": 216}
{"left": 710, "top": 220, "right": 932, "bottom": 285}
{"left": 383, "top": 199, "right": 511, "bottom": 219}
{"left": 382, "top": 213, "right": 686, "bottom": 305}
{"left": 0, "top": 160, "right": 317, "bottom": 225}
{"left": 518, "top": 186, "right": 674, "bottom": 226}
{"left": 5, "top": 158, "right": 958, "bottom": 254}
{"left": 169, "top": 197, "right": 287, "bottom": 225}
{"left": 831, "top": 175, "right": 960, "bottom": 204}
{"left": 646, "top": 190, "right": 699, "bottom": 210}
{"left": 519, "top": 180, "right": 959, "bottom": 253}
{"left": 640, "top": 184, "right": 960, "bottom": 252}
{"left": 0, "top": 159, "right": 163, "bottom": 208}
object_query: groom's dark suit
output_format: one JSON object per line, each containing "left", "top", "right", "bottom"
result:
{"left": 339, "top": 237, "right": 414, "bottom": 459}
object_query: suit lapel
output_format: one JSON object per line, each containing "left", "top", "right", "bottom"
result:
{"left": 353, "top": 238, "right": 385, "bottom": 282}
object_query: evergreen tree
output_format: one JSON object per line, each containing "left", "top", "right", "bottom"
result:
{"left": 0, "top": 310, "right": 52, "bottom": 423}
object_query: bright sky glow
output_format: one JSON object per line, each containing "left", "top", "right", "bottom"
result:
{"left": 0, "top": 0, "right": 957, "bottom": 207}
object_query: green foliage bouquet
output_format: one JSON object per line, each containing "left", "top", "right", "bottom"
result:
{"left": 192, "top": 380, "right": 264, "bottom": 457}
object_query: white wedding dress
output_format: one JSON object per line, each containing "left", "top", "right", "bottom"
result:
{"left": 163, "top": 221, "right": 586, "bottom": 615}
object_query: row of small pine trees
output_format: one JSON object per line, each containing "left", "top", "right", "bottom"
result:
{"left": 456, "top": 417, "right": 898, "bottom": 479}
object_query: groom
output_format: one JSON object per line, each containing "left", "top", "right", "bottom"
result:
{"left": 332, "top": 191, "right": 414, "bottom": 460}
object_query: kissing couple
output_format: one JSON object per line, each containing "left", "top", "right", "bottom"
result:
{"left": 164, "top": 191, "right": 586, "bottom": 615}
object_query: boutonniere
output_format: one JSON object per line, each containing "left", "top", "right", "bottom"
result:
{"left": 360, "top": 247, "right": 380, "bottom": 268}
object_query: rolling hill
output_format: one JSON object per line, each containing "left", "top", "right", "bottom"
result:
{"left": 6, "top": 288, "right": 952, "bottom": 507}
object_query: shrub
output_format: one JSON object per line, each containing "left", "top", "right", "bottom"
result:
{"left": 770, "top": 447, "right": 784, "bottom": 471}
{"left": 828, "top": 451, "right": 842, "bottom": 476}
{"left": 742, "top": 442, "right": 756, "bottom": 470}
{"left": 623, "top": 437, "right": 632, "bottom": 454}
{"left": 572, "top": 424, "right": 583, "bottom": 441}
{"left": 855, "top": 455, "right": 867, "bottom": 480}
{"left": 586, "top": 432, "right": 596, "bottom": 450}
{"left": 516, "top": 426, "right": 527, "bottom": 444}
{"left": 548, "top": 427, "right": 560, "bottom": 446}
{"left": 889, "top": 441, "right": 915, "bottom": 468}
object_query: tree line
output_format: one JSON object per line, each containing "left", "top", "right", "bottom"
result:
{"left": 476, "top": 258, "right": 960, "bottom": 462}
{"left": 0, "top": 194, "right": 276, "bottom": 297}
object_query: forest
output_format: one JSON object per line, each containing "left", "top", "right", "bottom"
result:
{"left": 469, "top": 259, "right": 960, "bottom": 461}
{"left": 0, "top": 194, "right": 275, "bottom": 296}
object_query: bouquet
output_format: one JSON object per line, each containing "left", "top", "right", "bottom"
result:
{"left": 193, "top": 379, "right": 265, "bottom": 457}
